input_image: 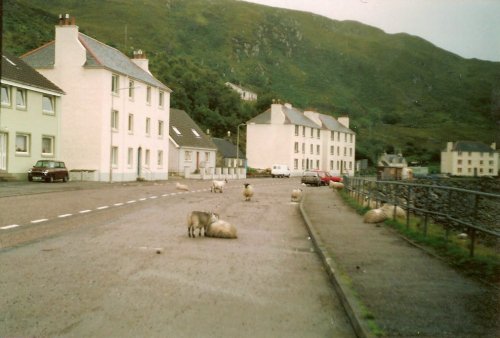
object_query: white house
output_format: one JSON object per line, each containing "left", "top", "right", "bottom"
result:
{"left": 441, "top": 141, "right": 498, "bottom": 176}
{"left": 225, "top": 82, "right": 258, "bottom": 101}
{"left": 246, "top": 102, "right": 356, "bottom": 176}
{"left": 22, "top": 14, "right": 171, "bottom": 182}
{"left": 1, "top": 51, "right": 65, "bottom": 180}
{"left": 168, "top": 108, "right": 217, "bottom": 177}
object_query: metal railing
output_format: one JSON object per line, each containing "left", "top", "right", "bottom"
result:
{"left": 343, "top": 177, "right": 500, "bottom": 257}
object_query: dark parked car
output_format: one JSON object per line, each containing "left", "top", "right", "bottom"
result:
{"left": 301, "top": 170, "right": 322, "bottom": 186}
{"left": 28, "top": 160, "right": 69, "bottom": 183}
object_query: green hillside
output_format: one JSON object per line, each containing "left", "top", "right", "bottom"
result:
{"left": 3, "top": 0, "right": 499, "bottom": 165}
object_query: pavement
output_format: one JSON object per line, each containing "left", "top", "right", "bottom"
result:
{"left": 300, "top": 187, "right": 499, "bottom": 338}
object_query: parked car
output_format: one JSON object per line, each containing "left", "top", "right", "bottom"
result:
{"left": 301, "top": 170, "right": 322, "bottom": 186}
{"left": 316, "top": 171, "right": 343, "bottom": 185}
{"left": 271, "top": 164, "right": 291, "bottom": 178}
{"left": 28, "top": 160, "right": 69, "bottom": 183}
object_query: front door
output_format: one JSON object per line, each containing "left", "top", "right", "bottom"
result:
{"left": 137, "top": 147, "right": 142, "bottom": 178}
{"left": 0, "top": 132, "right": 7, "bottom": 171}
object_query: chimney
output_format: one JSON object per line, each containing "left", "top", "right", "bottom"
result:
{"left": 447, "top": 142, "right": 454, "bottom": 151}
{"left": 270, "top": 103, "right": 285, "bottom": 124}
{"left": 58, "top": 13, "right": 75, "bottom": 26}
{"left": 131, "top": 49, "right": 151, "bottom": 74}
{"left": 491, "top": 142, "right": 497, "bottom": 150}
{"left": 55, "top": 14, "right": 86, "bottom": 67}
{"left": 338, "top": 116, "right": 349, "bottom": 128}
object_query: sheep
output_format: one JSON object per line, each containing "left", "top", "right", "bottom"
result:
{"left": 291, "top": 188, "right": 303, "bottom": 202}
{"left": 187, "top": 211, "right": 219, "bottom": 238}
{"left": 363, "top": 208, "right": 388, "bottom": 223}
{"left": 329, "top": 181, "right": 344, "bottom": 190}
{"left": 176, "top": 182, "right": 189, "bottom": 191}
{"left": 211, "top": 179, "right": 228, "bottom": 193}
{"left": 243, "top": 183, "right": 254, "bottom": 201}
{"left": 381, "top": 204, "right": 406, "bottom": 219}
{"left": 206, "top": 220, "right": 238, "bottom": 239}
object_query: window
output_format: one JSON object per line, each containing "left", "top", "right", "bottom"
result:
{"left": 185, "top": 150, "right": 192, "bottom": 161}
{"left": 128, "top": 114, "right": 134, "bottom": 133}
{"left": 302, "top": 126, "right": 305, "bottom": 137}
{"left": 129, "top": 80, "right": 134, "bottom": 99}
{"left": 349, "top": 162, "right": 352, "bottom": 170}
{"left": 172, "top": 126, "right": 181, "bottom": 136}
{"left": 350, "top": 134, "right": 353, "bottom": 143}
{"left": 145, "top": 149, "right": 150, "bottom": 167}
{"left": 331, "top": 131, "right": 334, "bottom": 141}
{"left": 344, "top": 147, "right": 347, "bottom": 156}
{"left": 301, "top": 159, "right": 305, "bottom": 169}
{"left": 344, "top": 133, "right": 347, "bottom": 142}
{"left": 191, "top": 128, "right": 200, "bottom": 138}
{"left": 310, "top": 144, "right": 313, "bottom": 154}
{"left": 330, "top": 146, "right": 334, "bottom": 155}
{"left": 294, "top": 125, "right": 299, "bottom": 136}
{"left": 489, "top": 160, "right": 494, "bottom": 165}
{"left": 468, "top": 160, "right": 472, "bottom": 165}
{"left": 457, "top": 168, "right": 462, "bottom": 173}
{"left": 302, "top": 143, "right": 305, "bottom": 154}
{"left": 111, "top": 110, "right": 119, "bottom": 130}
{"left": 111, "top": 74, "right": 119, "bottom": 94}
{"left": 479, "top": 160, "right": 483, "bottom": 165}
{"left": 158, "top": 150, "right": 163, "bottom": 167}
{"left": 337, "top": 132, "right": 340, "bottom": 141}
{"left": 310, "top": 128, "right": 313, "bottom": 138}
{"left": 337, "top": 146, "right": 340, "bottom": 155}
{"left": 349, "top": 148, "right": 353, "bottom": 156}
{"left": 16, "top": 89, "right": 27, "bottom": 109}
{"left": 294, "top": 159, "right": 298, "bottom": 170}
{"left": 294, "top": 142, "right": 299, "bottom": 153}
{"left": 316, "top": 145, "right": 320, "bottom": 155}
{"left": 330, "top": 160, "right": 333, "bottom": 170}
{"left": 42, "top": 136, "right": 54, "bottom": 155}
{"left": 317, "top": 129, "right": 320, "bottom": 139}
{"left": 489, "top": 169, "right": 494, "bottom": 173}
{"left": 316, "top": 160, "right": 319, "bottom": 168}
{"left": 42, "top": 95, "right": 55, "bottom": 114}
{"left": 145, "top": 117, "right": 151, "bottom": 135}
{"left": 158, "top": 121, "right": 164, "bottom": 137}
{"left": 111, "top": 147, "right": 118, "bottom": 167}
{"left": 205, "top": 152, "right": 210, "bottom": 162}
{"left": 159, "top": 91, "right": 164, "bottom": 107}
{"left": 16, "top": 133, "right": 30, "bottom": 153}
{"left": 1, "top": 85, "right": 10, "bottom": 106}
{"left": 146, "top": 86, "right": 151, "bottom": 104}
{"left": 127, "top": 148, "right": 133, "bottom": 167}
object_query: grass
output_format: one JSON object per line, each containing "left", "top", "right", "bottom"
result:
{"left": 339, "top": 190, "right": 500, "bottom": 285}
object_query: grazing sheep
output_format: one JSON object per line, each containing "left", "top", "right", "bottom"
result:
{"left": 206, "top": 220, "right": 238, "bottom": 239}
{"left": 176, "top": 182, "right": 189, "bottom": 191}
{"left": 211, "top": 179, "right": 228, "bottom": 193}
{"left": 381, "top": 204, "right": 406, "bottom": 219}
{"left": 363, "top": 208, "right": 388, "bottom": 223}
{"left": 243, "top": 183, "right": 254, "bottom": 201}
{"left": 291, "top": 188, "right": 303, "bottom": 202}
{"left": 187, "top": 211, "right": 219, "bottom": 238}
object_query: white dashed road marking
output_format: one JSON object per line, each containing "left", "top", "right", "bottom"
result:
{"left": 79, "top": 210, "right": 92, "bottom": 214}
{"left": 114, "top": 203, "right": 124, "bottom": 206}
{"left": 58, "top": 214, "right": 72, "bottom": 218}
{"left": 1, "top": 224, "right": 20, "bottom": 230}
{"left": 97, "top": 206, "right": 109, "bottom": 210}
{"left": 127, "top": 200, "right": 136, "bottom": 204}
{"left": 31, "top": 219, "right": 48, "bottom": 224}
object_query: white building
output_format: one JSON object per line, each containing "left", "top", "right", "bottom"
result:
{"left": 22, "top": 15, "right": 171, "bottom": 182}
{"left": 441, "top": 141, "right": 498, "bottom": 176}
{"left": 246, "top": 103, "right": 356, "bottom": 176}
{"left": 225, "top": 82, "right": 258, "bottom": 101}
{"left": 1, "top": 51, "right": 64, "bottom": 180}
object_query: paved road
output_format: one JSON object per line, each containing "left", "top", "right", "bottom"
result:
{"left": 0, "top": 179, "right": 356, "bottom": 337}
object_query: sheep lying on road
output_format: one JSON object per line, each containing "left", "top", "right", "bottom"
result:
{"left": 381, "top": 204, "right": 406, "bottom": 219}
{"left": 187, "top": 211, "right": 219, "bottom": 238}
{"left": 363, "top": 208, "right": 387, "bottom": 223}
{"left": 329, "top": 181, "right": 344, "bottom": 190}
{"left": 176, "top": 182, "right": 189, "bottom": 191}
{"left": 211, "top": 179, "right": 227, "bottom": 193}
{"left": 243, "top": 183, "right": 254, "bottom": 201}
{"left": 291, "top": 188, "right": 303, "bottom": 202}
{"left": 206, "top": 220, "right": 238, "bottom": 239}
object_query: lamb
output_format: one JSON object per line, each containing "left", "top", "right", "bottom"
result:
{"left": 176, "top": 182, "right": 189, "bottom": 191}
{"left": 243, "top": 183, "right": 254, "bottom": 201}
{"left": 211, "top": 179, "right": 228, "bottom": 193}
{"left": 206, "top": 220, "right": 238, "bottom": 239}
{"left": 187, "top": 211, "right": 219, "bottom": 238}
{"left": 291, "top": 188, "right": 303, "bottom": 202}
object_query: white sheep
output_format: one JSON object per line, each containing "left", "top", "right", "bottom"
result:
{"left": 243, "top": 183, "right": 254, "bottom": 201}
{"left": 206, "top": 219, "right": 238, "bottom": 239}
{"left": 211, "top": 179, "right": 227, "bottom": 193}
{"left": 363, "top": 208, "right": 388, "bottom": 223}
{"left": 187, "top": 211, "right": 219, "bottom": 238}
{"left": 329, "top": 181, "right": 344, "bottom": 190}
{"left": 176, "top": 182, "right": 189, "bottom": 191}
{"left": 291, "top": 188, "right": 303, "bottom": 202}
{"left": 381, "top": 204, "right": 406, "bottom": 219}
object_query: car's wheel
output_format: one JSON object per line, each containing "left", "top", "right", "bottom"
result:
{"left": 28, "top": 176, "right": 33, "bottom": 182}
{"left": 63, "top": 175, "right": 68, "bottom": 183}
{"left": 46, "top": 175, "right": 54, "bottom": 183}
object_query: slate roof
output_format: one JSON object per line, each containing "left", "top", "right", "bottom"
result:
{"left": 447, "top": 141, "right": 495, "bottom": 153}
{"left": 1, "top": 50, "right": 64, "bottom": 94}
{"left": 212, "top": 137, "right": 246, "bottom": 159}
{"left": 169, "top": 108, "right": 216, "bottom": 149}
{"left": 22, "top": 33, "right": 170, "bottom": 91}
{"left": 247, "top": 106, "right": 320, "bottom": 128}
{"left": 319, "top": 114, "right": 354, "bottom": 134}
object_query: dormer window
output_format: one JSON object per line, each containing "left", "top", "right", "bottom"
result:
{"left": 42, "top": 95, "right": 55, "bottom": 114}
{"left": 172, "top": 126, "right": 182, "bottom": 136}
{"left": 191, "top": 129, "right": 200, "bottom": 138}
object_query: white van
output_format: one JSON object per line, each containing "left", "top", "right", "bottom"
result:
{"left": 271, "top": 164, "right": 291, "bottom": 178}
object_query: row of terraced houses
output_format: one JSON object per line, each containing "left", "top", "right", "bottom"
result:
{"left": 0, "top": 15, "right": 358, "bottom": 181}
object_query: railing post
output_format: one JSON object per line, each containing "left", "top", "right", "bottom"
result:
{"left": 469, "top": 194, "right": 480, "bottom": 257}
{"left": 406, "top": 185, "right": 412, "bottom": 229}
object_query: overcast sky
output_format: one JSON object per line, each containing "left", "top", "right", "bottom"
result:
{"left": 241, "top": 0, "right": 500, "bottom": 62}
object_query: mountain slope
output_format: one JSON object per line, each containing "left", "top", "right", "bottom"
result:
{"left": 3, "top": 0, "right": 499, "bottom": 164}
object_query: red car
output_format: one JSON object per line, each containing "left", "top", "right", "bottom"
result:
{"left": 314, "top": 170, "right": 343, "bottom": 186}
